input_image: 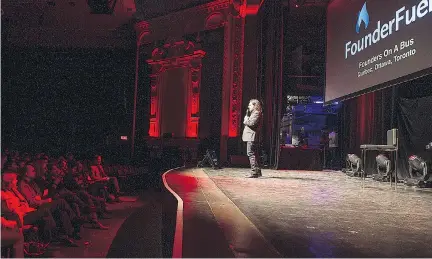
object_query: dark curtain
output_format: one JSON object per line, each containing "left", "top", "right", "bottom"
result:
{"left": 398, "top": 95, "right": 432, "bottom": 176}
{"left": 135, "top": 48, "right": 151, "bottom": 141}
{"left": 340, "top": 89, "right": 392, "bottom": 174}
{"left": 257, "top": 0, "right": 285, "bottom": 167}
{"left": 340, "top": 74, "right": 432, "bottom": 178}
{"left": 199, "top": 28, "right": 224, "bottom": 158}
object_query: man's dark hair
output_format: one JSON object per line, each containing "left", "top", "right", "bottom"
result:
{"left": 47, "top": 160, "right": 58, "bottom": 171}
{"left": 18, "top": 162, "right": 34, "bottom": 176}
{"left": 68, "top": 160, "right": 77, "bottom": 169}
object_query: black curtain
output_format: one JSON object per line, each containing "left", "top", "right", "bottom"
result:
{"left": 199, "top": 28, "right": 224, "bottom": 158}
{"left": 397, "top": 95, "right": 432, "bottom": 177}
{"left": 257, "top": 0, "right": 285, "bottom": 168}
{"left": 340, "top": 74, "right": 432, "bottom": 178}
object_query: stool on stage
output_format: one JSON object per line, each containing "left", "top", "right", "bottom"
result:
{"left": 360, "top": 129, "right": 398, "bottom": 188}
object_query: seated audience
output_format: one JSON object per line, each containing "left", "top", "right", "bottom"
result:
{"left": 1, "top": 171, "right": 77, "bottom": 246}
{"left": 76, "top": 161, "right": 112, "bottom": 202}
{"left": 1, "top": 148, "right": 140, "bottom": 257}
{"left": 63, "top": 161, "right": 110, "bottom": 228}
{"left": 18, "top": 163, "right": 83, "bottom": 240}
{"left": 45, "top": 161, "right": 109, "bottom": 229}
{"left": 90, "top": 155, "right": 122, "bottom": 202}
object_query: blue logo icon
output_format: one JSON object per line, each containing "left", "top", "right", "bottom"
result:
{"left": 356, "top": 2, "right": 369, "bottom": 34}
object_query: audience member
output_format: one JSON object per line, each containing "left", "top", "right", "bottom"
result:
{"left": 58, "top": 157, "right": 68, "bottom": 175}
{"left": 90, "top": 155, "right": 122, "bottom": 202}
{"left": 3, "top": 159, "right": 19, "bottom": 172}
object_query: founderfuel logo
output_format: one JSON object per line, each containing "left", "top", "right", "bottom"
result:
{"left": 355, "top": 3, "right": 369, "bottom": 33}
{"left": 345, "top": 0, "right": 432, "bottom": 59}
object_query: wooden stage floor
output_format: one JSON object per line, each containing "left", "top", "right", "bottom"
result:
{"left": 165, "top": 167, "right": 432, "bottom": 258}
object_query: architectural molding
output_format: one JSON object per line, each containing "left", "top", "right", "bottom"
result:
{"left": 228, "top": 16, "right": 245, "bottom": 137}
{"left": 148, "top": 74, "right": 161, "bottom": 137}
{"left": 135, "top": 0, "right": 230, "bottom": 46}
{"left": 135, "top": 21, "right": 151, "bottom": 46}
{"left": 205, "top": 12, "right": 226, "bottom": 30}
{"left": 146, "top": 40, "right": 206, "bottom": 138}
{"left": 132, "top": 0, "right": 265, "bottom": 161}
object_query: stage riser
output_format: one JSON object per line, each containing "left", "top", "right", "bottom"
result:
{"left": 230, "top": 155, "right": 250, "bottom": 167}
{"left": 278, "top": 148, "right": 323, "bottom": 171}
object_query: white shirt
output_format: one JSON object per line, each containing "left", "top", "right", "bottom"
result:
{"left": 329, "top": 131, "right": 338, "bottom": 148}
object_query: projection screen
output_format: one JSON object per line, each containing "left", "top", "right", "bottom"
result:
{"left": 325, "top": 0, "right": 432, "bottom": 103}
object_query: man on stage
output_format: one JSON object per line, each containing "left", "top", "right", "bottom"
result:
{"left": 242, "top": 99, "right": 263, "bottom": 178}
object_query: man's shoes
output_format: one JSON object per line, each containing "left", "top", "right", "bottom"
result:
{"left": 71, "top": 232, "right": 82, "bottom": 240}
{"left": 245, "top": 169, "right": 262, "bottom": 178}
{"left": 91, "top": 221, "right": 109, "bottom": 230}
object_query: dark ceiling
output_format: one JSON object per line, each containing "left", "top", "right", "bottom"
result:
{"left": 285, "top": 0, "right": 328, "bottom": 53}
{"left": 282, "top": 0, "right": 329, "bottom": 92}
{"left": 133, "top": 0, "right": 214, "bottom": 20}
{"left": 1, "top": 0, "right": 328, "bottom": 50}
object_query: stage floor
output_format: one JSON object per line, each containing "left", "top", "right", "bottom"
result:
{"left": 203, "top": 168, "right": 432, "bottom": 258}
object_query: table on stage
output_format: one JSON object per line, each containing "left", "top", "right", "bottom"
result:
{"left": 277, "top": 145, "right": 323, "bottom": 171}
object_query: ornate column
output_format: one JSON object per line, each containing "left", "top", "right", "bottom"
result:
{"left": 220, "top": 11, "right": 246, "bottom": 163}
{"left": 149, "top": 72, "right": 162, "bottom": 137}
{"left": 228, "top": 16, "right": 246, "bottom": 137}
{"left": 187, "top": 59, "right": 203, "bottom": 137}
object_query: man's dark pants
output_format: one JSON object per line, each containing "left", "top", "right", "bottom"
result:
{"left": 247, "top": 141, "right": 261, "bottom": 175}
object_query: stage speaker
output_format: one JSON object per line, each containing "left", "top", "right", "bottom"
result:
{"left": 197, "top": 149, "right": 221, "bottom": 169}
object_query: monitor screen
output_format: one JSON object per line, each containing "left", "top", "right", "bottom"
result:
{"left": 325, "top": 0, "right": 432, "bottom": 103}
